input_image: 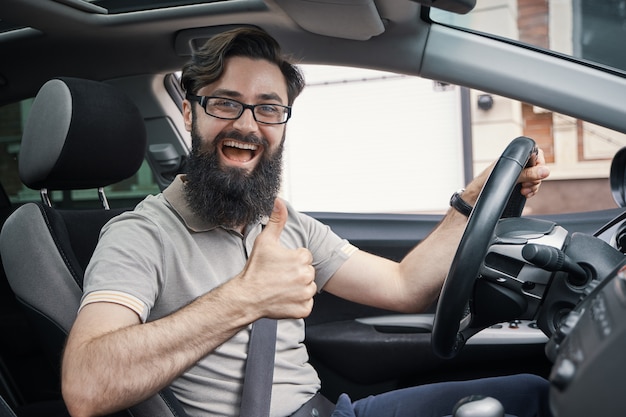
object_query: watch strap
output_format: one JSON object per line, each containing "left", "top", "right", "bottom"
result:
{"left": 450, "top": 189, "right": 473, "bottom": 217}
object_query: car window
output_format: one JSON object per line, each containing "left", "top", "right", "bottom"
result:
{"left": 282, "top": 65, "right": 626, "bottom": 215}
{"left": 283, "top": 65, "right": 465, "bottom": 214}
{"left": 430, "top": 0, "right": 626, "bottom": 76}
{"left": 0, "top": 98, "right": 160, "bottom": 208}
{"left": 4, "top": 66, "right": 623, "bottom": 216}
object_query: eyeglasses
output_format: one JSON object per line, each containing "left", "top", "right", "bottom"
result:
{"left": 186, "top": 94, "right": 292, "bottom": 125}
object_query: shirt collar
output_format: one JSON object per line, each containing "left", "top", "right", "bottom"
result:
{"left": 162, "top": 174, "right": 268, "bottom": 233}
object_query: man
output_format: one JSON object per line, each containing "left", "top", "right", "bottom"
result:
{"left": 61, "top": 27, "right": 551, "bottom": 417}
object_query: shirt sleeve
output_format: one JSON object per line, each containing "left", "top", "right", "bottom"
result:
{"left": 79, "top": 290, "right": 148, "bottom": 321}
{"left": 292, "top": 209, "right": 359, "bottom": 291}
{"left": 81, "top": 210, "right": 165, "bottom": 323}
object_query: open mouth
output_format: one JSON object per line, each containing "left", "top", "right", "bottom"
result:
{"left": 220, "top": 139, "right": 261, "bottom": 164}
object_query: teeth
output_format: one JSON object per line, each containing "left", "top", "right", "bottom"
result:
{"left": 223, "top": 140, "right": 258, "bottom": 151}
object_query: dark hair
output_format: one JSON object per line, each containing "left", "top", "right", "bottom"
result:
{"left": 180, "top": 27, "right": 305, "bottom": 105}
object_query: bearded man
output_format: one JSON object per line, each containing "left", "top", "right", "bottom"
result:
{"left": 61, "top": 27, "right": 552, "bottom": 417}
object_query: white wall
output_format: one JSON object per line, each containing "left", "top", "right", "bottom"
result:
{"left": 282, "top": 65, "right": 465, "bottom": 213}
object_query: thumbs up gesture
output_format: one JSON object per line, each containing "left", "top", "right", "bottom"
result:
{"left": 237, "top": 199, "right": 316, "bottom": 320}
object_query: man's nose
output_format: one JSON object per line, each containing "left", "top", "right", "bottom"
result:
{"left": 233, "top": 107, "right": 258, "bottom": 131}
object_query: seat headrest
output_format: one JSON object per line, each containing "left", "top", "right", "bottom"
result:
{"left": 19, "top": 77, "right": 147, "bottom": 190}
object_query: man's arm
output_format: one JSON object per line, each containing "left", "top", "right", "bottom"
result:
{"left": 62, "top": 281, "right": 257, "bottom": 417}
{"left": 322, "top": 204, "right": 468, "bottom": 313}
{"left": 324, "top": 150, "right": 550, "bottom": 313}
{"left": 62, "top": 199, "right": 316, "bottom": 417}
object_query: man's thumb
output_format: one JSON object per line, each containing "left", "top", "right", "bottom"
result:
{"left": 264, "top": 198, "right": 288, "bottom": 241}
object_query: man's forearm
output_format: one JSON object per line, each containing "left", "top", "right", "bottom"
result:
{"left": 395, "top": 165, "right": 493, "bottom": 312}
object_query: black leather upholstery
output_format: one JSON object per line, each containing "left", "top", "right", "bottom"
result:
{"left": 0, "top": 78, "right": 188, "bottom": 417}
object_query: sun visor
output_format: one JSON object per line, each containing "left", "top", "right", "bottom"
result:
{"left": 273, "top": 0, "right": 385, "bottom": 41}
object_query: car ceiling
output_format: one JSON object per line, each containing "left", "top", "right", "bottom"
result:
{"left": 0, "top": 0, "right": 428, "bottom": 106}
{"left": 1, "top": 0, "right": 626, "bottom": 136}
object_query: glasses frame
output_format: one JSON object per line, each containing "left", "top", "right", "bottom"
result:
{"left": 186, "top": 94, "right": 292, "bottom": 125}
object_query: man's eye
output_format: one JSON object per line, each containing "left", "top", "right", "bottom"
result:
{"left": 213, "top": 99, "right": 238, "bottom": 109}
{"left": 257, "top": 105, "right": 280, "bottom": 114}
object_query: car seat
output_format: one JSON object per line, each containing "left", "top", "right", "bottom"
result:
{"left": 0, "top": 77, "right": 189, "bottom": 417}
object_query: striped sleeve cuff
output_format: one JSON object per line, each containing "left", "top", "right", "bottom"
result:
{"left": 340, "top": 242, "right": 359, "bottom": 258}
{"left": 80, "top": 290, "right": 148, "bottom": 322}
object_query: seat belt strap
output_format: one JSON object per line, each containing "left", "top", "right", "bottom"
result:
{"left": 239, "top": 317, "right": 278, "bottom": 417}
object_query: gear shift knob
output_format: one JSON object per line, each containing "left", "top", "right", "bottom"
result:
{"left": 452, "top": 396, "right": 505, "bottom": 417}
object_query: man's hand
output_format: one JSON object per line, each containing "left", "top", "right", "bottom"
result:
{"left": 463, "top": 147, "right": 551, "bottom": 206}
{"left": 519, "top": 147, "right": 550, "bottom": 198}
{"left": 238, "top": 198, "right": 316, "bottom": 319}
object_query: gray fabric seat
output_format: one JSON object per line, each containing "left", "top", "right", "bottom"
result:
{"left": 0, "top": 77, "right": 188, "bottom": 417}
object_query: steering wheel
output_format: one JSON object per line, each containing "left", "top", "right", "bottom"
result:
{"left": 432, "top": 136, "right": 537, "bottom": 359}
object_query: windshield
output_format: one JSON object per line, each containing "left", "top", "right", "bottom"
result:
{"left": 431, "top": 0, "right": 626, "bottom": 75}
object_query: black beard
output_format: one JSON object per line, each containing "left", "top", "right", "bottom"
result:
{"left": 183, "top": 128, "right": 283, "bottom": 228}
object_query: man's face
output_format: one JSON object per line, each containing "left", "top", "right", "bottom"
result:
{"left": 182, "top": 56, "right": 290, "bottom": 227}
{"left": 183, "top": 56, "right": 289, "bottom": 173}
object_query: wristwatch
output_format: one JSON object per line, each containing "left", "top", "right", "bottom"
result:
{"left": 449, "top": 189, "right": 473, "bottom": 217}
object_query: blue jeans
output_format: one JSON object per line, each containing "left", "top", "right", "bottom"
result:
{"left": 331, "top": 374, "right": 550, "bottom": 417}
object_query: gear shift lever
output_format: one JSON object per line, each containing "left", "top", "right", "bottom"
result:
{"left": 452, "top": 396, "right": 505, "bottom": 417}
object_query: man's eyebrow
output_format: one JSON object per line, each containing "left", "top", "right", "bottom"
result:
{"left": 211, "top": 88, "right": 285, "bottom": 104}
{"left": 211, "top": 88, "right": 241, "bottom": 98}
{"left": 258, "top": 93, "right": 284, "bottom": 103}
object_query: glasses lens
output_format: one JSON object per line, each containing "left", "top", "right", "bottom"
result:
{"left": 254, "top": 104, "right": 290, "bottom": 124}
{"left": 205, "top": 98, "right": 243, "bottom": 119}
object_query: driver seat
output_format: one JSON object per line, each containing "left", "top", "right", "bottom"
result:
{"left": 0, "top": 77, "right": 188, "bottom": 417}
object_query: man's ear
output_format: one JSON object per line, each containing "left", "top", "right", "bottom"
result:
{"left": 182, "top": 100, "right": 193, "bottom": 132}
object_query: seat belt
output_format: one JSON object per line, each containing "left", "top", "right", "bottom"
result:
{"left": 239, "top": 317, "right": 278, "bottom": 417}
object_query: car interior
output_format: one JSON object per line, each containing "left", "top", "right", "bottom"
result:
{"left": 0, "top": 0, "right": 625, "bottom": 416}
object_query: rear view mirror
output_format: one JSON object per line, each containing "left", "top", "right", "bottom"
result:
{"left": 411, "top": 0, "right": 476, "bottom": 15}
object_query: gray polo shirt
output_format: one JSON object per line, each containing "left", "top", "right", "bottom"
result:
{"left": 81, "top": 175, "right": 357, "bottom": 417}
